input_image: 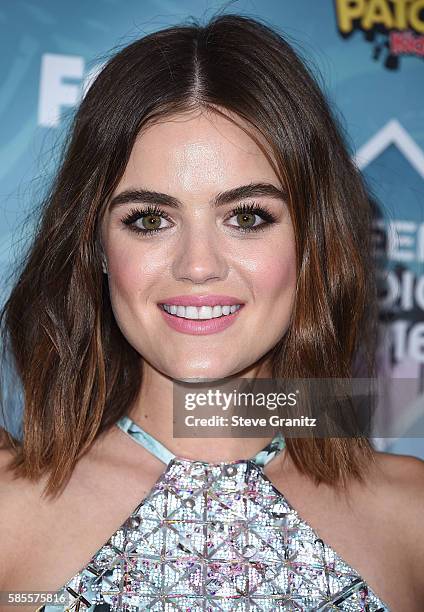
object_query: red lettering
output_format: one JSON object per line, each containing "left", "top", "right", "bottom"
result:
{"left": 390, "top": 30, "right": 424, "bottom": 55}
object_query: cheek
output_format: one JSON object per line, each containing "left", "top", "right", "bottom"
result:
{"left": 262, "top": 256, "right": 296, "bottom": 301}
{"left": 107, "top": 242, "right": 165, "bottom": 304}
{"left": 108, "top": 254, "right": 141, "bottom": 310}
{"left": 240, "top": 242, "right": 297, "bottom": 305}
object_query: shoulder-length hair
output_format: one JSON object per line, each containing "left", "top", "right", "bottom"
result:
{"left": 0, "top": 13, "right": 378, "bottom": 499}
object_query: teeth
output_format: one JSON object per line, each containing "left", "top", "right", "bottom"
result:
{"left": 162, "top": 304, "right": 242, "bottom": 319}
{"left": 186, "top": 306, "right": 198, "bottom": 319}
{"left": 212, "top": 305, "right": 222, "bottom": 318}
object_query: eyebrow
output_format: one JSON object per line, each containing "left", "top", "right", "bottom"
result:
{"left": 108, "top": 182, "right": 288, "bottom": 211}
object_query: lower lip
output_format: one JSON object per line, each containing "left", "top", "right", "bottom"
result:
{"left": 158, "top": 305, "right": 244, "bottom": 335}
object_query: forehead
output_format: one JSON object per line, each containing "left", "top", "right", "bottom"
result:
{"left": 118, "top": 109, "right": 280, "bottom": 195}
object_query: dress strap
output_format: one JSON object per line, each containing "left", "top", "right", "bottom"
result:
{"left": 116, "top": 415, "right": 175, "bottom": 465}
{"left": 252, "top": 430, "right": 286, "bottom": 467}
{"left": 116, "top": 414, "right": 285, "bottom": 467}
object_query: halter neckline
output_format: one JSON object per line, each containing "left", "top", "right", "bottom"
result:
{"left": 115, "top": 414, "right": 286, "bottom": 468}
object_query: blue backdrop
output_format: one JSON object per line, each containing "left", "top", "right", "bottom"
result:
{"left": 1, "top": 0, "right": 423, "bottom": 457}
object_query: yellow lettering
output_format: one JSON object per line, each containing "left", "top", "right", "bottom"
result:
{"left": 363, "top": 0, "right": 394, "bottom": 29}
{"left": 335, "top": 0, "right": 366, "bottom": 33}
{"left": 409, "top": 0, "right": 424, "bottom": 33}
{"left": 391, "top": 0, "right": 409, "bottom": 29}
{"left": 335, "top": 0, "right": 424, "bottom": 37}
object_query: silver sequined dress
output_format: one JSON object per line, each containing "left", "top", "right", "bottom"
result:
{"left": 42, "top": 415, "right": 390, "bottom": 611}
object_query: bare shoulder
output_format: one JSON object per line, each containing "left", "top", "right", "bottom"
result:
{"left": 372, "top": 450, "right": 424, "bottom": 589}
{"left": 0, "top": 446, "right": 46, "bottom": 589}
{"left": 372, "top": 448, "right": 424, "bottom": 509}
{"left": 373, "top": 448, "right": 424, "bottom": 492}
{"left": 0, "top": 447, "right": 23, "bottom": 585}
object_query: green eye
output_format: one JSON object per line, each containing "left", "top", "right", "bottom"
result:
{"left": 236, "top": 212, "right": 256, "bottom": 228}
{"left": 142, "top": 215, "right": 162, "bottom": 230}
{"left": 225, "top": 203, "right": 277, "bottom": 234}
{"left": 121, "top": 205, "right": 172, "bottom": 236}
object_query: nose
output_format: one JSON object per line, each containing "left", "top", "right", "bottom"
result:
{"left": 171, "top": 227, "right": 229, "bottom": 285}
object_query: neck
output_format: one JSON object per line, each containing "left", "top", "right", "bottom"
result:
{"left": 127, "top": 359, "right": 278, "bottom": 463}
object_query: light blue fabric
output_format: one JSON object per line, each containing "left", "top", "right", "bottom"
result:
{"left": 115, "top": 414, "right": 286, "bottom": 468}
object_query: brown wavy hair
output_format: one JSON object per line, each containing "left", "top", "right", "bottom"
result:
{"left": 0, "top": 12, "right": 379, "bottom": 499}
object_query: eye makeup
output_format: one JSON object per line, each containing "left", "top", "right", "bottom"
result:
{"left": 119, "top": 201, "right": 278, "bottom": 237}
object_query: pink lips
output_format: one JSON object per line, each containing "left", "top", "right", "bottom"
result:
{"left": 157, "top": 294, "right": 245, "bottom": 335}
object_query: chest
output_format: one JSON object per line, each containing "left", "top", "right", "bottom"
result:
{"left": 5, "top": 459, "right": 420, "bottom": 612}
{"left": 4, "top": 452, "right": 165, "bottom": 594}
{"left": 263, "top": 461, "right": 420, "bottom": 611}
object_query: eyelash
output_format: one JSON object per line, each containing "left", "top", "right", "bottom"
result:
{"left": 120, "top": 202, "right": 277, "bottom": 237}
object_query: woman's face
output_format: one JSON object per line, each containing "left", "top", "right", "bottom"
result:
{"left": 100, "top": 109, "right": 297, "bottom": 381}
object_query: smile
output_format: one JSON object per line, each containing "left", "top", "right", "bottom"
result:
{"left": 157, "top": 297, "right": 245, "bottom": 335}
{"left": 160, "top": 304, "right": 242, "bottom": 319}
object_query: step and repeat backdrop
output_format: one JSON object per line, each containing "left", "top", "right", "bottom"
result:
{"left": 0, "top": 0, "right": 423, "bottom": 457}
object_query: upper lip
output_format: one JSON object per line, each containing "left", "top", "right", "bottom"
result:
{"left": 158, "top": 294, "right": 244, "bottom": 307}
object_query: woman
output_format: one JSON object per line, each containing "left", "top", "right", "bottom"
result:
{"left": 0, "top": 12, "right": 423, "bottom": 612}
